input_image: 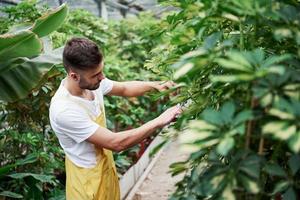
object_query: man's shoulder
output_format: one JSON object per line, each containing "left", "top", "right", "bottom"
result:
{"left": 49, "top": 99, "right": 89, "bottom": 128}
{"left": 50, "top": 88, "right": 83, "bottom": 119}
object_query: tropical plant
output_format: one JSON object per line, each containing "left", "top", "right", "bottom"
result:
{"left": 142, "top": 0, "right": 300, "bottom": 199}
{"left": 0, "top": 2, "right": 68, "bottom": 102}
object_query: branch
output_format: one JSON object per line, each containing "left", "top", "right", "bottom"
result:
{"left": 245, "top": 98, "right": 258, "bottom": 149}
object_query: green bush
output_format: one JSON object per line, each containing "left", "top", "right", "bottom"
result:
{"left": 143, "top": 0, "right": 300, "bottom": 199}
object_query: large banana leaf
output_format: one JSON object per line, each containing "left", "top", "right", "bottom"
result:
{"left": 8, "top": 22, "right": 32, "bottom": 34}
{"left": 0, "top": 31, "right": 43, "bottom": 61}
{"left": 0, "top": 47, "right": 63, "bottom": 102}
{"left": 31, "top": 3, "right": 68, "bottom": 37}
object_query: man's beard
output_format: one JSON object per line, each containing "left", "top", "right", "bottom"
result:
{"left": 79, "top": 78, "right": 101, "bottom": 90}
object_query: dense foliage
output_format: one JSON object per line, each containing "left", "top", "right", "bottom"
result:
{"left": 142, "top": 0, "right": 300, "bottom": 199}
{"left": 1, "top": 0, "right": 300, "bottom": 199}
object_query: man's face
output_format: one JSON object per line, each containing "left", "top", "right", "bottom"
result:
{"left": 78, "top": 62, "right": 105, "bottom": 90}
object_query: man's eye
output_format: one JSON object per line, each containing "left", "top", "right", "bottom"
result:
{"left": 93, "top": 73, "right": 101, "bottom": 78}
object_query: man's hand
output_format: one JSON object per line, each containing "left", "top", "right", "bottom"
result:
{"left": 152, "top": 81, "right": 177, "bottom": 92}
{"left": 155, "top": 105, "right": 182, "bottom": 128}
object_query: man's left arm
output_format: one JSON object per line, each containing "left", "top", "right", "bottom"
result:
{"left": 107, "top": 81, "right": 175, "bottom": 97}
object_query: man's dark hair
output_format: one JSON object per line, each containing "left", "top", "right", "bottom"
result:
{"left": 63, "top": 37, "right": 103, "bottom": 72}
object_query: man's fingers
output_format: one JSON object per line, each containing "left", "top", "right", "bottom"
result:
{"left": 168, "top": 81, "right": 177, "bottom": 89}
{"left": 171, "top": 81, "right": 177, "bottom": 87}
{"left": 169, "top": 105, "right": 182, "bottom": 117}
{"left": 160, "top": 81, "right": 176, "bottom": 89}
{"left": 160, "top": 105, "right": 183, "bottom": 126}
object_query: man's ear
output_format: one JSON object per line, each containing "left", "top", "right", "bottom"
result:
{"left": 69, "top": 71, "right": 80, "bottom": 82}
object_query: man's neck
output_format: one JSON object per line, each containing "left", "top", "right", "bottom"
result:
{"left": 64, "top": 76, "right": 87, "bottom": 98}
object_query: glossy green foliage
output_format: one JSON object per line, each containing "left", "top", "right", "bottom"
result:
{"left": 143, "top": 0, "right": 300, "bottom": 199}
{"left": 0, "top": 3, "right": 68, "bottom": 102}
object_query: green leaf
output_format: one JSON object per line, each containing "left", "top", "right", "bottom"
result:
{"left": 174, "top": 62, "right": 194, "bottom": 79}
{"left": 169, "top": 161, "right": 188, "bottom": 176}
{"left": 207, "top": 173, "right": 226, "bottom": 195}
{"left": 0, "top": 164, "right": 15, "bottom": 177}
{"left": 216, "top": 137, "right": 234, "bottom": 156}
{"left": 48, "top": 189, "right": 65, "bottom": 200}
{"left": 216, "top": 58, "right": 251, "bottom": 72}
{"left": 180, "top": 129, "right": 214, "bottom": 144}
{"left": 0, "top": 30, "right": 42, "bottom": 60}
{"left": 222, "top": 13, "right": 240, "bottom": 21}
{"left": 189, "top": 150, "right": 206, "bottom": 160}
{"left": 263, "top": 65, "right": 285, "bottom": 75}
{"left": 239, "top": 155, "right": 261, "bottom": 179}
{"left": 288, "top": 154, "right": 300, "bottom": 175}
{"left": 31, "top": 3, "right": 68, "bottom": 37}
{"left": 264, "top": 163, "right": 287, "bottom": 177}
{"left": 8, "top": 173, "right": 55, "bottom": 184}
{"left": 203, "top": 32, "right": 222, "bottom": 50}
{"left": 15, "top": 153, "right": 38, "bottom": 166}
{"left": 8, "top": 22, "right": 32, "bottom": 34}
{"left": 296, "top": 31, "right": 300, "bottom": 45}
{"left": 272, "top": 181, "right": 290, "bottom": 195}
{"left": 262, "top": 122, "right": 295, "bottom": 140}
{"left": 239, "top": 174, "right": 260, "bottom": 194}
{"left": 181, "top": 48, "right": 207, "bottom": 60}
{"left": 261, "top": 54, "right": 291, "bottom": 68}
{"left": 274, "top": 28, "right": 292, "bottom": 41}
{"left": 189, "top": 120, "right": 217, "bottom": 131}
{"left": 288, "top": 131, "right": 300, "bottom": 153}
{"left": 220, "top": 102, "right": 235, "bottom": 124}
{"left": 282, "top": 187, "right": 296, "bottom": 200}
{"left": 211, "top": 75, "right": 239, "bottom": 82}
{"left": 0, "top": 47, "right": 63, "bottom": 102}
{"left": 216, "top": 58, "right": 252, "bottom": 72}
{"left": 233, "top": 110, "right": 253, "bottom": 126}
{"left": 0, "top": 191, "right": 23, "bottom": 198}
{"left": 149, "top": 140, "right": 168, "bottom": 157}
{"left": 245, "top": 49, "right": 265, "bottom": 67}
{"left": 202, "top": 109, "right": 223, "bottom": 125}
{"left": 211, "top": 74, "right": 254, "bottom": 83}
{"left": 268, "top": 108, "right": 294, "bottom": 120}
{"left": 0, "top": 154, "right": 37, "bottom": 177}
{"left": 227, "top": 51, "right": 253, "bottom": 69}
{"left": 220, "top": 184, "right": 236, "bottom": 200}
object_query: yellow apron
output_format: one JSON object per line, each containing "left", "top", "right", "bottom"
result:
{"left": 64, "top": 99, "right": 120, "bottom": 200}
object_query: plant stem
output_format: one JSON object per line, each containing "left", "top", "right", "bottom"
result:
{"left": 245, "top": 120, "right": 253, "bottom": 149}
{"left": 258, "top": 138, "right": 264, "bottom": 155}
{"left": 245, "top": 98, "right": 257, "bottom": 149}
{"left": 239, "top": 22, "right": 244, "bottom": 51}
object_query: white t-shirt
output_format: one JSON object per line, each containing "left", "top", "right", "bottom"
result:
{"left": 49, "top": 78, "right": 113, "bottom": 168}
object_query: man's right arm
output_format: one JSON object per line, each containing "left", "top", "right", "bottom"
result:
{"left": 87, "top": 105, "right": 181, "bottom": 152}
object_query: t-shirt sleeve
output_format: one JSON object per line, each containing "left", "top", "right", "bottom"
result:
{"left": 55, "top": 109, "right": 99, "bottom": 143}
{"left": 100, "top": 78, "right": 113, "bottom": 95}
